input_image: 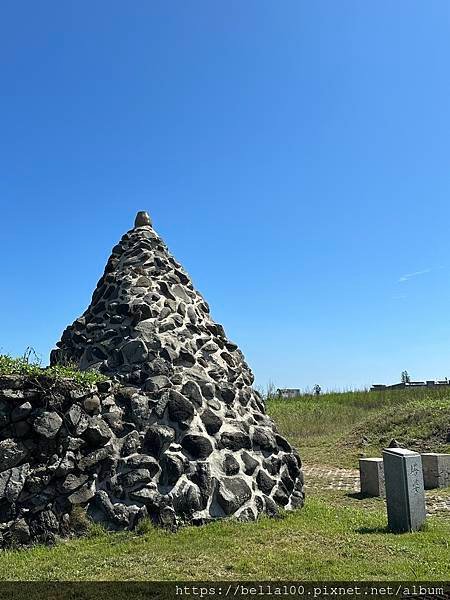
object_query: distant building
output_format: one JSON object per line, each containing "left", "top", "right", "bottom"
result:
{"left": 276, "top": 388, "right": 301, "bottom": 399}
{"left": 370, "top": 379, "right": 450, "bottom": 391}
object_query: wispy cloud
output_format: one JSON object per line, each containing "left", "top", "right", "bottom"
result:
{"left": 399, "top": 268, "right": 433, "bottom": 283}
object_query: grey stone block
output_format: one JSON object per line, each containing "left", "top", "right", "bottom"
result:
{"left": 359, "top": 458, "right": 385, "bottom": 497}
{"left": 421, "top": 453, "right": 450, "bottom": 489}
{"left": 383, "top": 448, "right": 426, "bottom": 533}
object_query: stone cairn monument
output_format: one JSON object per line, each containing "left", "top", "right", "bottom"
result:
{"left": 0, "top": 212, "right": 304, "bottom": 546}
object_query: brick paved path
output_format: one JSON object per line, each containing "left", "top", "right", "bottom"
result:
{"left": 303, "top": 464, "right": 359, "bottom": 492}
{"left": 302, "top": 463, "right": 450, "bottom": 517}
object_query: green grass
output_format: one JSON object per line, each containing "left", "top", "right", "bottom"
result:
{"left": 0, "top": 354, "right": 108, "bottom": 387}
{"left": 0, "top": 494, "right": 448, "bottom": 581}
{"left": 267, "top": 388, "right": 450, "bottom": 468}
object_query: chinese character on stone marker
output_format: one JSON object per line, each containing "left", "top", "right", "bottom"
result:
{"left": 410, "top": 464, "right": 419, "bottom": 475}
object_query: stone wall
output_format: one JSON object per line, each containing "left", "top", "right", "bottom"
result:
{"left": 0, "top": 371, "right": 303, "bottom": 547}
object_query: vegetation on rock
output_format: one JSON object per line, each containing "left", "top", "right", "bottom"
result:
{"left": 0, "top": 353, "right": 108, "bottom": 387}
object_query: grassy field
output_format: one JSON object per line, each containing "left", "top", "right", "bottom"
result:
{"left": 0, "top": 494, "right": 448, "bottom": 581}
{"left": 267, "top": 387, "right": 450, "bottom": 468}
{"left": 0, "top": 386, "right": 448, "bottom": 581}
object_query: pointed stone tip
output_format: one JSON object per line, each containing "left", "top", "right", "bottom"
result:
{"left": 134, "top": 211, "right": 152, "bottom": 228}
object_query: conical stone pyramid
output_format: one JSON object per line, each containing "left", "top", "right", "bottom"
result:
{"left": 51, "top": 211, "right": 305, "bottom": 525}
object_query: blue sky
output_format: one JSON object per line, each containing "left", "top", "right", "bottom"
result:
{"left": 1, "top": 1, "right": 450, "bottom": 391}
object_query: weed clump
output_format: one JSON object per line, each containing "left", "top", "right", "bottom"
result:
{"left": 0, "top": 350, "right": 108, "bottom": 388}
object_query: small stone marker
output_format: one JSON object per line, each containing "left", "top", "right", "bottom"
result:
{"left": 359, "top": 458, "right": 385, "bottom": 497}
{"left": 382, "top": 448, "right": 426, "bottom": 533}
{"left": 421, "top": 453, "right": 450, "bottom": 489}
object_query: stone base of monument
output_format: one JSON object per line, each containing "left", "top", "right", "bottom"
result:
{"left": 383, "top": 448, "right": 426, "bottom": 533}
{"left": 421, "top": 453, "right": 450, "bottom": 489}
{"left": 0, "top": 373, "right": 304, "bottom": 548}
{"left": 359, "top": 458, "right": 385, "bottom": 497}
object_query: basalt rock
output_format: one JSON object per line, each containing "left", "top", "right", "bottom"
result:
{"left": 0, "top": 211, "right": 304, "bottom": 547}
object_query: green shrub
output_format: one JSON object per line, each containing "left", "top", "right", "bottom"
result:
{"left": 69, "top": 506, "right": 91, "bottom": 535}
{"left": 85, "top": 521, "right": 108, "bottom": 539}
{"left": 134, "top": 517, "right": 154, "bottom": 536}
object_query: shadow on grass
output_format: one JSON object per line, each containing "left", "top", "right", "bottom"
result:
{"left": 356, "top": 524, "right": 429, "bottom": 534}
{"left": 356, "top": 525, "right": 390, "bottom": 534}
{"left": 345, "top": 491, "right": 385, "bottom": 502}
{"left": 346, "top": 492, "right": 371, "bottom": 500}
